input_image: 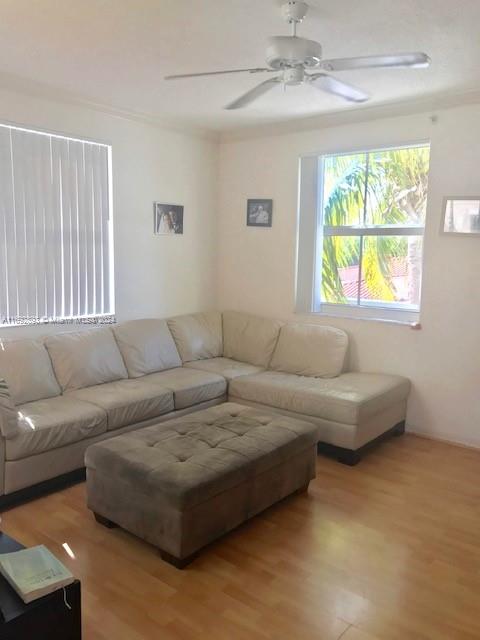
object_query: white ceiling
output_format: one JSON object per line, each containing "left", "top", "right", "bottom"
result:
{"left": 0, "top": 0, "right": 479, "bottom": 133}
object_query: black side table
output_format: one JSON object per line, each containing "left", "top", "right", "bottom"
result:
{"left": 0, "top": 532, "right": 81, "bottom": 640}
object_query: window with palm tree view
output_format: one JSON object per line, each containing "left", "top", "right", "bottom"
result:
{"left": 318, "top": 145, "right": 430, "bottom": 318}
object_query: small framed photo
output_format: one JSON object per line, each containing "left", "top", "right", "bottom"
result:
{"left": 154, "top": 203, "right": 184, "bottom": 235}
{"left": 247, "top": 199, "right": 273, "bottom": 228}
{"left": 442, "top": 197, "right": 480, "bottom": 235}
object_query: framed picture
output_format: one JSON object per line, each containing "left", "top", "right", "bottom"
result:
{"left": 247, "top": 199, "right": 273, "bottom": 228}
{"left": 442, "top": 197, "right": 480, "bottom": 235}
{"left": 154, "top": 203, "right": 184, "bottom": 235}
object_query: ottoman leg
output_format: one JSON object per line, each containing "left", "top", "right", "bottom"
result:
{"left": 94, "top": 512, "right": 118, "bottom": 529}
{"left": 295, "top": 482, "right": 310, "bottom": 495}
{"left": 159, "top": 549, "right": 197, "bottom": 570}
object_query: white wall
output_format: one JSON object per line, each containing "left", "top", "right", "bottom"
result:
{"left": 0, "top": 88, "right": 218, "bottom": 339}
{"left": 2, "top": 88, "right": 479, "bottom": 449}
{"left": 217, "top": 104, "right": 480, "bottom": 448}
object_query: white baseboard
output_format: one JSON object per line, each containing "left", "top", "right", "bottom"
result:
{"left": 407, "top": 428, "right": 480, "bottom": 452}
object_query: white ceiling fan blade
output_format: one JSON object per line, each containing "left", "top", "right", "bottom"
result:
{"left": 165, "top": 68, "right": 274, "bottom": 80}
{"left": 320, "top": 52, "right": 430, "bottom": 72}
{"left": 309, "top": 73, "right": 369, "bottom": 103}
{"left": 225, "top": 77, "right": 281, "bottom": 110}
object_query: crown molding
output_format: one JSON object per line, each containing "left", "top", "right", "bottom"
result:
{"left": 2, "top": 70, "right": 480, "bottom": 146}
{"left": 219, "top": 88, "right": 480, "bottom": 143}
{"left": 0, "top": 71, "right": 220, "bottom": 142}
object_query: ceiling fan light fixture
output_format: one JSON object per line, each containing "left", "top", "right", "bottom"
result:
{"left": 283, "top": 67, "right": 305, "bottom": 85}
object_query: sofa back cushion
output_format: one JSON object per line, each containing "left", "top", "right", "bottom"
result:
{"left": 223, "top": 311, "right": 284, "bottom": 368}
{"left": 45, "top": 328, "right": 128, "bottom": 391}
{"left": 113, "top": 319, "right": 181, "bottom": 378}
{"left": 270, "top": 323, "right": 348, "bottom": 378}
{"left": 167, "top": 312, "right": 222, "bottom": 363}
{"left": 0, "top": 339, "right": 61, "bottom": 404}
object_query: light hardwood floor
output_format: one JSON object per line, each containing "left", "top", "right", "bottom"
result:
{"left": 2, "top": 433, "right": 480, "bottom": 640}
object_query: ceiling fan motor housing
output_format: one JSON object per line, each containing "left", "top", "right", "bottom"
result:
{"left": 266, "top": 36, "right": 322, "bottom": 70}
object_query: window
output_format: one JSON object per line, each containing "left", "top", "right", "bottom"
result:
{"left": 297, "top": 144, "right": 430, "bottom": 323}
{"left": 0, "top": 123, "right": 113, "bottom": 326}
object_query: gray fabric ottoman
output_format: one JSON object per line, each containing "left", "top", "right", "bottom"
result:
{"left": 85, "top": 402, "right": 317, "bottom": 568}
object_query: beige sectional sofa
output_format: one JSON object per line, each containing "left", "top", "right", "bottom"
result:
{"left": 0, "top": 310, "right": 410, "bottom": 506}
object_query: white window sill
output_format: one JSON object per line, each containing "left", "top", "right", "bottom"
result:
{"left": 297, "top": 304, "right": 421, "bottom": 327}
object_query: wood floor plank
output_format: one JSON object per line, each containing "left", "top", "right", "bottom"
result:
{"left": 340, "top": 627, "right": 383, "bottom": 640}
{"left": 1, "top": 434, "right": 479, "bottom": 640}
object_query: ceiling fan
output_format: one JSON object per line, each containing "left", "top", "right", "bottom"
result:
{"left": 165, "top": 1, "right": 431, "bottom": 110}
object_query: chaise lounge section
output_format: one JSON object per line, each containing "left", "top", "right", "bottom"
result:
{"left": 0, "top": 309, "right": 410, "bottom": 505}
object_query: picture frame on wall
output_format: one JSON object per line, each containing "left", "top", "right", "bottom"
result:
{"left": 154, "top": 203, "right": 184, "bottom": 235}
{"left": 442, "top": 197, "right": 480, "bottom": 235}
{"left": 247, "top": 199, "right": 273, "bottom": 228}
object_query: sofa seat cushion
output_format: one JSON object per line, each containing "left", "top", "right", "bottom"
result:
{"left": 6, "top": 396, "right": 107, "bottom": 461}
{"left": 184, "top": 357, "right": 264, "bottom": 381}
{"left": 223, "top": 311, "right": 284, "bottom": 368}
{"left": 45, "top": 328, "right": 128, "bottom": 392}
{"left": 0, "top": 339, "right": 61, "bottom": 404}
{"left": 270, "top": 323, "right": 348, "bottom": 378}
{"left": 167, "top": 312, "right": 223, "bottom": 362}
{"left": 113, "top": 319, "right": 181, "bottom": 378}
{"left": 141, "top": 368, "right": 227, "bottom": 411}
{"left": 68, "top": 379, "right": 174, "bottom": 431}
{"left": 229, "top": 371, "right": 411, "bottom": 426}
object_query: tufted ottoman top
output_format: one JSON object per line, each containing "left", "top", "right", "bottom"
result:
{"left": 85, "top": 402, "right": 318, "bottom": 509}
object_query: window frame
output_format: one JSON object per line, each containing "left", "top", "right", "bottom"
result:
{"left": 297, "top": 141, "right": 430, "bottom": 324}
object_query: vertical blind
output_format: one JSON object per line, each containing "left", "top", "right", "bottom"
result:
{"left": 0, "top": 124, "right": 113, "bottom": 324}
